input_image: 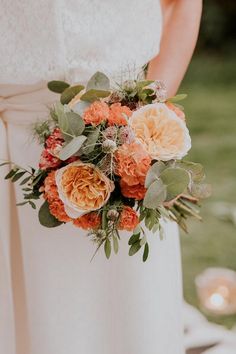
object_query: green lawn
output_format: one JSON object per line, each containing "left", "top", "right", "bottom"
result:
{"left": 180, "top": 55, "right": 236, "bottom": 328}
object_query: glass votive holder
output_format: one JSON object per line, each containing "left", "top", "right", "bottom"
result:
{"left": 195, "top": 267, "right": 236, "bottom": 315}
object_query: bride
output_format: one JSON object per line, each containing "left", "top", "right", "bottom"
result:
{"left": 0, "top": 1, "right": 202, "bottom": 354}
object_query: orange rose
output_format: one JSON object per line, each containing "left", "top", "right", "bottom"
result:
{"left": 166, "top": 102, "right": 185, "bottom": 121}
{"left": 120, "top": 180, "right": 146, "bottom": 200}
{"left": 129, "top": 103, "right": 191, "bottom": 161}
{"left": 73, "top": 212, "right": 101, "bottom": 230}
{"left": 118, "top": 206, "right": 139, "bottom": 231}
{"left": 43, "top": 171, "right": 72, "bottom": 222}
{"left": 83, "top": 101, "right": 110, "bottom": 125}
{"left": 55, "top": 162, "right": 114, "bottom": 218}
{"left": 107, "top": 103, "right": 132, "bottom": 126}
{"left": 115, "top": 142, "right": 151, "bottom": 186}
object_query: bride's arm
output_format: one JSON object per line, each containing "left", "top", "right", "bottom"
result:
{"left": 147, "top": 0, "right": 202, "bottom": 96}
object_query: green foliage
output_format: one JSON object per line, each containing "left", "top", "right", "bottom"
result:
{"left": 38, "top": 201, "right": 63, "bottom": 227}
{"left": 80, "top": 89, "right": 110, "bottom": 102}
{"left": 143, "top": 179, "right": 167, "bottom": 208}
{"left": 47, "top": 80, "right": 70, "bottom": 94}
{"left": 86, "top": 71, "right": 110, "bottom": 91}
{"left": 60, "top": 85, "right": 85, "bottom": 104}
{"left": 160, "top": 167, "right": 190, "bottom": 201}
{"left": 59, "top": 135, "right": 87, "bottom": 160}
{"left": 167, "top": 94, "right": 187, "bottom": 103}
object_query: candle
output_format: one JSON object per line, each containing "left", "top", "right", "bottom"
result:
{"left": 195, "top": 268, "right": 236, "bottom": 315}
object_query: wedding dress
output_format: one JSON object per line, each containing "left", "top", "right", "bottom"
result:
{"left": 0, "top": 1, "right": 184, "bottom": 354}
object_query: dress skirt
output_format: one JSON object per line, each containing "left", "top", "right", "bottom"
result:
{"left": 0, "top": 83, "right": 184, "bottom": 354}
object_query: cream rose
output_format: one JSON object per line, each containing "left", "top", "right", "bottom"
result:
{"left": 129, "top": 103, "right": 191, "bottom": 161}
{"left": 55, "top": 161, "right": 114, "bottom": 218}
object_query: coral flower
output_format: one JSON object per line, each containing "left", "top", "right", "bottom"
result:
{"left": 55, "top": 162, "right": 114, "bottom": 218}
{"left": 39, "top": 149, "right": 62, "bottom": 170}
{"left": 118, "top": 206, "right": 139, "bottom": 231}
{"left": 129, "top": 103, "right": 191, "bottom": 161}
{"left": 73, "top": 212, "right": 101, "bottom": 230}
{"left": 43, "top": 171, "right": 71, "bottom": 222}
{"left": 107, "top": 103, "right": 132, "bottom": 126}
{"left": 166, "top": 102, "right": 185, "bottom": 121}
{"left": 120, "top": 180, "right": 146, "bottom": 200}
{"left": 115, "top": 142, "right": 151, "bottom": 186}
{"left": 83, "top": 101, "right": 110, "bottom": 125}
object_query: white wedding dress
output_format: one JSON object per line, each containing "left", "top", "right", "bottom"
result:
{"left": 0, "top": 1, "right": 184, "bottom": 354}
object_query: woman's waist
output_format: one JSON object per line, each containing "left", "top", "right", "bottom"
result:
{"left": 0, "top": 81, "right": 58, "bottom": 125}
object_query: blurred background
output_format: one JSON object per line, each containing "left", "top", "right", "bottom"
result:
{"left": 180, "top": 0, "right": 236, "bottom": 328}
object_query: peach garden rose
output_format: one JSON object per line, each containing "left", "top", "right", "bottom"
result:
{"left": 129, "top": 103, "right": 191, "bottom": 161}
{"left": 55, "top": 162, "right": 114, "bottom": 218}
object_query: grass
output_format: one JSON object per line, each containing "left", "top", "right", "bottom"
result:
{"left": 180, "top": 55, "right": 236, "bottom": 328}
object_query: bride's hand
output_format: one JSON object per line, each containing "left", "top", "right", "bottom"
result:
{"left": 147, "top": 0, "right": 203, "bottom": 97}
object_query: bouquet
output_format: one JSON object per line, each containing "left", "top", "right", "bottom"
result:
{"left": 1, "top": 72, "right": 211, "bottom": 261}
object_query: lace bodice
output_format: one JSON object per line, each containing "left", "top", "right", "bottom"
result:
{"left": 0, "top": 0, "right": 162, "bottom": 84}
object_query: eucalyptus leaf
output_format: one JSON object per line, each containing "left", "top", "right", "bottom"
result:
{"left": 143, "top": 179, "right": 167, "bottom": 209}
{"left": 177, "top": 161, "right": 205, "bottom": 183}
{"left": 81, "top": 129, "right": 100, "bottom": 155}
{"left": 59, "top": 135, "right": 87, "bottom": 161}
{"left": 190, "top": 183, "right": 212, "bottom": 199}
{"left": 143, "top": 243, "right": 149, "bottom": 262}
{"left": 160, "top": 167, "right": 190, "bottom": 201}
{"left": 64, "top": 112, "right": 85, "bottom": 136}
{"left": 86, "top": 72, "right": 110, "bottom": 91}
{"left": 72, "top": 101, "right": 91, "bottom": 116}
{"left": 145, "top": 161, "right": 166, "bottom": 188}
{"left": 104, "top": 239, "right": 111, "bottom": 259}
{"left": 47, "top": 80, "right": 70, "bottom": 94}
{"left": 60, "top": 85, "right": 85, "bottom": 105}
{"left": 38, "top": 201, "right": 63, "bottom": 228}
{"left": 80, "top": 89, "right": 110, "bottom": 102}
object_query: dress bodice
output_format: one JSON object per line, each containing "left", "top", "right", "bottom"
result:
{"left": 0, "top": 0, "right": 162, "bottom": 84}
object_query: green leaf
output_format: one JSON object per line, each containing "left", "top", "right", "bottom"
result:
{"left": 128, "top": 233, "right": 140, "bottom": 245}
{"left": 143, "top": 243, "right": 149, "bottom": 262}
{"left": 0, "top": 162, "right": 11, "bottom": 167}
{"left": 47, "top": 80, "right": 70, "bottom": 94}
{"left": 64, "top": 112, "right": 85, "bottom": 136}
{"left": 190, "top": 183, "right": 212, "bottom": 199}
{"left": 29, "top": 201, "right": 36, "bottom": 209}
{"left": 129, "top": 242, "right": 141, "bottom": 256}
{"left": 104, "top": 239, "right": 111, "bottom": 259}
{"left": 177, "top": 161, "right": 205, "bottom": 183}
{"left": 5, "top": 169, "right": 18, "bottom": 179}
{"left": 168, "top": 94, "right": 187, "bottom": 103}
{"left": 160, "top": 167, "right": 190, "bottom": 201}
{"left": 112, "top": 235, "right": 119, "bottom": 254}
{"left": 136, "top": 80, "right": 154, "bottom": 89}
{"left": 81, "top": 129, "right": 100, "bottom": 155}
{"left": 60, "top": 85, "right": 85, "bottom": 105}
{"left": 80, "top": 89, "right": 110, "bottom": 102}
{"left": 86, "top": 72, "right": 110, "bottom": 91}
{"left": 143, "top": 179, "right": 167, "bottom": 209}
{"left": 38, "top": 201, "right": 63, "bottom": 228}
{"left": 20, "top": 175, "right": 32, "bottom": 186}
{"left": 59, "top": 135, "right": 87, "bottom": 161}
{"left": 16, "top": 201, "right": 29, "bottom": 206}
{"left": 72, "top": 101, "right": 90, "bottom": 116}
{"left": 145, "top": 161, "right": 166, "bottom": 188}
